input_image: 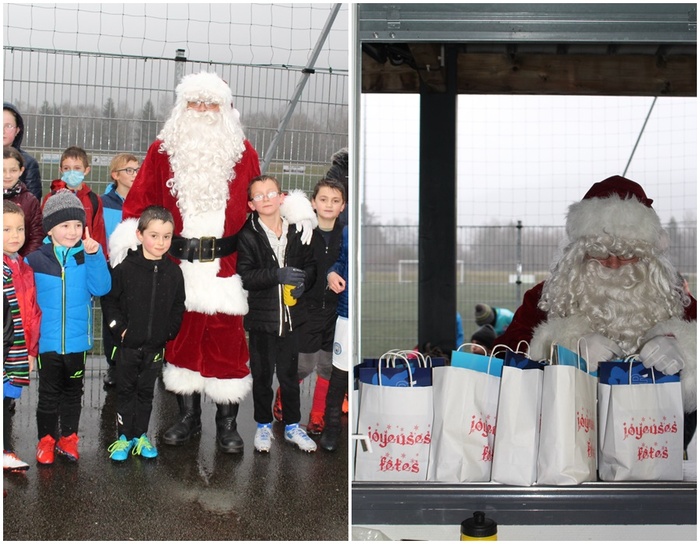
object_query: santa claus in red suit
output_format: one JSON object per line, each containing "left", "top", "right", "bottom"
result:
{"left": 496, "top": 176, "right": 697, "bottom": 448}
{"left": 108, "top": 71, "right": 317, "bottom": 453}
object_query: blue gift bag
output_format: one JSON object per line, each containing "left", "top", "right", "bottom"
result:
{"left": 358, "top": 350, "right": 443, "bottom": 387}
{"left": 450, "top": 343, "right": 503, "bottom": 377}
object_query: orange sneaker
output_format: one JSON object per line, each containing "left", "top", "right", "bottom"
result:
{"left": 273, "top": 387, "right": 283, "bottom": 422}
{"left": 306, "top": 413, "right": 325, "bottom": 435}
{"left": 342, "top": 393, "right": 348, "bottom": 415}
{"left": 36, "top": 435, "right": 56, "bottom": 465}
{"left": 55, "top": 433, "right": 80, "bottom": 461}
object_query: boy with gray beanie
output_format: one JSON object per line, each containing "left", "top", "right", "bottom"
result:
{"left": 25, "top": 189, "right": 111, "bottom": 465}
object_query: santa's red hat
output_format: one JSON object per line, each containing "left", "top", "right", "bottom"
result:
{"left": 566, "top": 175, "right": 667, "bottom": 249}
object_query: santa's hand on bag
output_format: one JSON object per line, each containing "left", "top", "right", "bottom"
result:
{"left": 296, "top": 219, "right": 314, "bottom": 245}
{"left": 580, "top": 333, "right": 623, "bottom": 371}
{"left": 639, "top": 335, "right": 685, "bottom": 375}
{"left": 277, "top": 266, "right": 306, "bottom": 286}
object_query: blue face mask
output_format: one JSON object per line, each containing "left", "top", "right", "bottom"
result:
{"left": 61, "top": 170, "right": 85, "bottom": 188}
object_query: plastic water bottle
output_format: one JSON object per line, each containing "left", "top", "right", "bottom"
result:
{"left": 460, "top": 511, "right": 497, "bottom": 540}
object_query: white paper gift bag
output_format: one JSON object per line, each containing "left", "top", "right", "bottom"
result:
{"left": 354, "top": 357, "right": 433, "bottom": 481}
{"left": 537, "top": 344, "right": 597, "bottom": 485}
{"left": 428, "top": 347, "right": 501, "bottom": 482}
{"left": 491, "top": 347, "right": 545, "bottom": 486}
{"left": 598, "top": 360, "right": 683, "bottom": 481}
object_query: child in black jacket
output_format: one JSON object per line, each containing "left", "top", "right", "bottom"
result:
{"left": 237, "top": 175, "right": 317, "bottom": 453}
{"left": 101, "top": 205, "right": 186, "bottom": 462}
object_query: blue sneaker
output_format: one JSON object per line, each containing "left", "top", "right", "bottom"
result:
{"left": 108, "top": 435, "right": 133, "bottom": 462}
{"left": 284, "top": 423, "right": 317, "bottom": 452}
{"left": 132, "top": 434, "right": 158, "bottom": 458}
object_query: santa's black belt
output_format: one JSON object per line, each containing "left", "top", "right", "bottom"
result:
{"left": 169, "top": 235, "right": 237, "bottom": 263}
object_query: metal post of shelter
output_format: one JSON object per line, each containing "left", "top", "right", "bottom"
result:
{"left": 417, "top": 45, "right": 458, "bottom": 354}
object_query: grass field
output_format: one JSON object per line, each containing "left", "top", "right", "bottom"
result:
{"left": 359, "top": 270, "right": 698, "bottom": 359}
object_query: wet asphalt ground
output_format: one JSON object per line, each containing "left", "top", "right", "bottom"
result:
{"left": 3, "top": 356, "right": 349, "bottom": 541}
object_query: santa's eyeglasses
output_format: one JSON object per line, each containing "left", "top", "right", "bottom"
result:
{"left": 186, "top": 100, "right": 220, "bottom": 111}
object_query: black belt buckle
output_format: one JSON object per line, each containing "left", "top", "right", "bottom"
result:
{"left": 199, "top": 237, "right": 216, "bottom": 262}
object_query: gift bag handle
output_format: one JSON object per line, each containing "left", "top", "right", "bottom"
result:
{"left": 551, "top": 342, "right": 587, "bottom": 372}
{"left": 377, "top": 352, "right": 415, "bottom": 387}
{"left": 515, "top": 340, "right": 531, "bottom": 356}
{"left": 396, "top": 349, "right": 430, "bottom": 368}
{"left": 456, "top": 342, "right": 488, "bottom": 355}
{"left": 379, "top": 349, "right": 407, "bottom": 368}
{"left": 575, "top": 338, "right": 596, "bottom": 376}
{"left": 624, "top": 354, "right": 655, "bottom": 385}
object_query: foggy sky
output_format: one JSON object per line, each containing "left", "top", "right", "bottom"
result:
{"left": 3, "top": 3, "right": 348, "bottom": 71}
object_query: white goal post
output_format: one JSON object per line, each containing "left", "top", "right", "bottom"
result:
{"left": 398, "top": 259, "right": 465, "bottom": 283}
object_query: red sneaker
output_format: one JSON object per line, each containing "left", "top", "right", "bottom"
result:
{"left": 55, "top": 433, "right": 80, "bottom": 461}
{"left": 36, "top": 435, "right": 56, "bottom": 465}
{"left": 273, "top": 387, "right": 283, "bottom": 422}
{"left": 306, "top": 413, "right": 325, "bottom": 435}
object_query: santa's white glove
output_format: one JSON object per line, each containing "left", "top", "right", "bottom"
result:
{"left": 296, "top": 219, "right": 314, "bottom": 245}
{"left": 639, "top": 335, "right": 685, "bottom": 375}
{"left": 580, "top": 333, "right": 624, "bottom": 372}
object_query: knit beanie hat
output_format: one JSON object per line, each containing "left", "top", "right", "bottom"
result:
{"left": 43, "top": 189, "right": 86, "bottom": 233}
{"left": 475, "top": 304, "right": 495, "bottom": 327}
{"left": 471, "top": 324, "right": 496, "bottom": 350}
{"left": 566, "top": 175, "right": 667, "bottom": 249}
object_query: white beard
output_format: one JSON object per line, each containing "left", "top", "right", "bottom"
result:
{"left": 161, "top": 109, "right": 246, "bottom": 218}
{"left": 576, "top": 260, "right": 674, "bottom": 353}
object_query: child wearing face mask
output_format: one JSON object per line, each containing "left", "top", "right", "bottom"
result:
{"left": 42, "top": 146, "right": 108, "bottom": 258}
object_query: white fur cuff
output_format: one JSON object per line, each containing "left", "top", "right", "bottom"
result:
{"left": 108, "top": 218, "right": 140, "bottom": 267}
{"left": 162, "top": 363, "right": 252, "bottom": 404}
{"left": 280, "top": 189, "right": 318, "bottom": 229}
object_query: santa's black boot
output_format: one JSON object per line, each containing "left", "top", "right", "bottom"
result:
{"left": 215, "top": 403, "right": 244, "bottom": 453}
{"left": 319, "top": 368, "right": 348, "bottom": 452}
{"left": 162, "top": 393, "right": 202, "bottom": 445}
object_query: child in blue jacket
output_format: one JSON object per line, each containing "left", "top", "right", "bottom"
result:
{"left": 25, "top": 189, "right": 111, "bottom": 465}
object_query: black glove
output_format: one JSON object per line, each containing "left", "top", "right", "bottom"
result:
{"left": 276, "top": 267, "right": 306, "bottom": 285}
{"left": 291, "top": 283, "right": 305, "bottom": 298}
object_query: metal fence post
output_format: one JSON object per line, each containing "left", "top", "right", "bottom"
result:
{"left": 515, "top": 220, "right": 523, "bottom": 305}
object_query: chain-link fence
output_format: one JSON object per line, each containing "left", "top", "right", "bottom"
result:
{"left": 4, "top": 45, "right": 347, "bottom": 358}
{"left": 4, "top": 47, "right": 348, "bottom": 198}
{"left": 361, "top": 223, "right": 697, "bottom": 357}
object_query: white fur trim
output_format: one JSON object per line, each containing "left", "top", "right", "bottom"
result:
{"left": 280, "top": 189, "right": 318, "bottom": 228}
{"left": 162, "top": 363, "right": 252, "bottom": 404}
{"left": 180, "top": 263, "right": 248, "bottom": 315}
{"left": 566, "top": 194, "right": 667, "bottom": 249}
{"left": 108, "top": 218, "right": 140, "bottom": 267}
{"left": 530, "top": 315, "right": 592, "bottom": 361}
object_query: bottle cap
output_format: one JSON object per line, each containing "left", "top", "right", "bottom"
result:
{"left": 461, "top": 511, "right": 497, "bottom": 538}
